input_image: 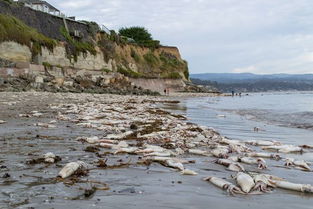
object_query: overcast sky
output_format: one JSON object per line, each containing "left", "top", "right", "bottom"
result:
{"left": 49, "top": 0, "right": 313, "bottom": 74}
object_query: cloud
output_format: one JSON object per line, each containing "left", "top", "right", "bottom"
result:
{"left": 48, "top": 0, "right": 313, "bottom": 74}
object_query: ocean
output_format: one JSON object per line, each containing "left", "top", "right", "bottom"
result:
{"left": 165, "top": 91, "right": 313, "bottom": 160}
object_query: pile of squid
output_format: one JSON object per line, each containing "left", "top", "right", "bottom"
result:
{"left": 39, "top": 94, "right": 313, "bottom": 196}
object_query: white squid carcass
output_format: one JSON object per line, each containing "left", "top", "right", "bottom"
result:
{"left": 272, "top": 180, "right": 313, "bottom": 193}
{"left": 220, "top": 137, "right": 242, "bottom": 146}
{"left": 144, "top": 150, "right": 176, "bottom": 157}
{"left": 163, "top": 159, "right": 184, "bottom": 171}
{"left": 246, "top": 140, "right": 281, "bottom": 146}
{"left": 78, "top": 136, "right": 100, "bottom": 144}
{"left": 44, "top": 152, "right": 56, "bottom": 163}
{"left": 215, "top": 159, "right": 245, "bottom": 172}
{"left": 284, "top": 158, "right": 311, "bottom": 171}
{"left": 211, "top": 147, "right": 229, "bottom": 158}
{"left": 261, "top": 145, "right": 303, "bottom": 153}
{"left": 181, "top": 169, "right": 198, "bottom": 175}
{"left": 252, "top": 174, "right": 276, "bottom": 192}
{"left": 146, "top": 157, "right": 185, "bottom": 171}
{"left": 35, "top": 123, "right": 56, "bottom": 128}
{"left": 114, "top": 147, "right": 139, "bottom": 154}
{"left": 58, "top": 161, "right": 87, "bottom": 178}
{"left": 239, "top": 157, "right": 267, "bottom": 169}
{"left": 136, "top": 145, "right": 167, "bottom": 154}
{"left": 246, "top": 152, "right": 281, "bottom": 160}
{"left": 204, "top": 176, "right": 244, "bottom": 195}
{"left": 235, "top": 172, "right": 255, "bottom": 193}
{"left": 229, "top": 144, "right": 252, "bottom": 154}
{"left": 188, "top": 149, "right": 210, "bottom": 156}
{"left": 100, "top": 141, "right": 129, "bottom": 150}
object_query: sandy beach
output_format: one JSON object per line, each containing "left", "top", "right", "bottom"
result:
{"left": 0, "top": 92, "right": 313, "bottom": 209}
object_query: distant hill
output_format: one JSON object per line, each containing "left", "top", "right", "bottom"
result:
{"left": 190, "top": 73, "right": 313, "bottom": 83}
{"left": 190, "top": 73, "right": 313, "bottom": 92}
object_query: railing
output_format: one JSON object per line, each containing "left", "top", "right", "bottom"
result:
{"left": 100, "top": 25, "right": 111, "bottom": 35}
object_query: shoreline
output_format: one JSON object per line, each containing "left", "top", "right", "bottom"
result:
{"left": 0, "top": 92, "right": 313, "bottom": 208}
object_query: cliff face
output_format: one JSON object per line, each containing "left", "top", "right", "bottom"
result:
{"left": 0, "top": 0, "right": 189, "bottom": 81}
{"left": 0, "top": 41, "right": 189, "bottom": 81}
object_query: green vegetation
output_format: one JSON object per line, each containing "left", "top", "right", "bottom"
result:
{"left": 183, "top": 60, "right": 189, "bottom": 79}
{"left": 143, "top": 51, "right": 159, "bottom": 66}
{"left": 42, "top": 62, "right": 52, "bottom": 69}
{"left": 130, "top": 48, "right": 141, "bottom": 63}
{"left": 101, "top": 68, "right": 111, "bottom": 73}
{"left": 162, "top": 72, "right": 182, "bottom": 79}
{"left": 160, "top": 52, "right": 183, "bottom": 69}
{"left": 0, "top": 14, "right": 56, "bottom": 56}
{"left": 117, "top": 66, "right": 142, "bottom": 78}
{"left": 60, "top": 26, "right": 96, "bottom": 62}
{"left": 119, "top": 27, "right": 152, "bottom": 42}
{"left": 3, "top": 0, "right": 12, "bottom": 4}
{"left": 119, "top": 27, "right": 160, "bottom": 48}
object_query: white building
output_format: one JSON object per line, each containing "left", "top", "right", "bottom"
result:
{"left": 19, "top": 0, "right": 61, "bottom": 16}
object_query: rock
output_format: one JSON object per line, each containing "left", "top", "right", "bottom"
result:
{"left": 53, "top": 77, "right": 64, "bottom": 86}
{"left": 35, "top": 76, "right": 44, "bottom": 83}
{"left": 63, "top": 81, "right": 74, "bottom": 87}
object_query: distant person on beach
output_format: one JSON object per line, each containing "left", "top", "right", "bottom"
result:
{"left": 232, "top": 91, "right": 235, "bottom": 97}
{"left": 164, "top": 89, "right": 167, "bottom": 95}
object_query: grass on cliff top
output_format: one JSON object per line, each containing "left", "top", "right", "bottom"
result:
{"left": 0, "top": 14, "right": 56, "bottom": 55}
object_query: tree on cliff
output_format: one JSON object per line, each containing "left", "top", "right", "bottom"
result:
{"left": 119, "top": 26, "right": 160, "bottom": 48}
{"left": 119, "top": 27, "right": 152, "bottom": 42}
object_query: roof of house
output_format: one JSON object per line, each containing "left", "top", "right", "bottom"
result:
{"left": 19, "top": 0, "right": 60, "bottom": 12}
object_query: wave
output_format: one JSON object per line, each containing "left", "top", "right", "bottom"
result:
{"left": 221, "top": 109, "right": 313, "bottom": 130}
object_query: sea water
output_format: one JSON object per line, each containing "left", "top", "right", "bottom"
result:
{"left": 164, "top": 91, "right": 313, "bottom": 159}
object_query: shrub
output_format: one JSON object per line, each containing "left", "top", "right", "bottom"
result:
{"left": 183, "top": 60, "right": 189, "bottom": 79}
{"left": 143, "top": 51, "right": 159, "bottom": 66}
{"left": 163, "top": 72, "right": 182, "bottom": 79}
{"left": 101, "top": 68, "right": 111, "bottom": 73}
{"left": 118, "top": 26, "right": 160, "bottom": 48}
{"left": 42, "top": 62, "right": 52, "bottom": 69}
{"left": 159, "top": 52, "right": 182, "bottom": 69}
{"left": 130, "top": 48, "right": 141, "bottom": 63}
{"left": 117, "top": 66, "right": 142, "bottom": 78}
{"left": 119, "top": 27, "right": 152, "bottom": 42}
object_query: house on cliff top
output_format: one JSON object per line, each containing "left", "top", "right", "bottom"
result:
{"left": 18, "top": 0, "right": 61, "bottom": 16}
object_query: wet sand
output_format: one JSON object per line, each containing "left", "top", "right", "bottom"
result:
{"left": 0, "top": 92, "right": 313, "bottom": 209}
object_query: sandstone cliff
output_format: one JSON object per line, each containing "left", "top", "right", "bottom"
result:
{"left": 0, "top": 0, "right": 189, "bottom": 81}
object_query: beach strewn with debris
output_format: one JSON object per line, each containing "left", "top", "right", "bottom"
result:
{"left": 0, "top": 92, "right": 313, "bottom": 209}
